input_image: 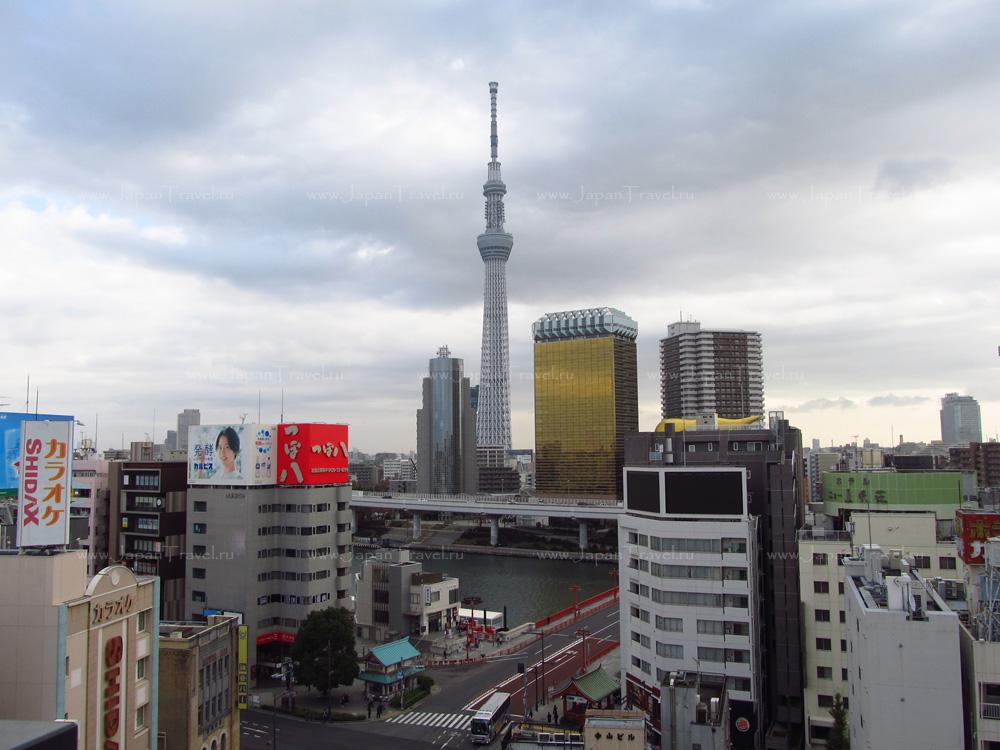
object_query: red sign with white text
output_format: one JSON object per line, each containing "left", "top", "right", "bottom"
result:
{"left": 277, "top": 424, "right": 349, "bottom": 486}
{"left": 956, "top": 509, "right": 1000, "bottom": 565}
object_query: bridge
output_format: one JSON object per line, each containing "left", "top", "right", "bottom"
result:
{"left": 349, "top": 491, "right": 623, "bottom": 550}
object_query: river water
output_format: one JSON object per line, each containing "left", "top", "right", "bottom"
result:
{"left": 353, "top": 551, "right": 617, "bottom": 627}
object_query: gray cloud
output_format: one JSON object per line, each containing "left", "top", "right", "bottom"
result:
{"left": 875, "top": 158, "right": 953, "bottom": 194}
{"left": 867, "top": 394, "right": 930, "bottom": 407}
{"left": 794, "top": 398, "right": 857, "bottom": 412}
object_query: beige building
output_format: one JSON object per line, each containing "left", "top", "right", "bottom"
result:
{"left": 0, "top": 551, "right": 159, "bottom": 749}
{"left": 797, "top": 512, "right": 963, "bottom": 747}
{"left": 583, "top": 710, "right": 646, "bottom": 750}
{"left": 158, "top": 616, "right": 242, "bottom": 750}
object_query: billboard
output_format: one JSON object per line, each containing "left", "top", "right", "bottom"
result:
{"left": 0, "top": 411, "right": 74, "bottom": 495}
{"left": 956, "top": 509, "right": 1000, "bottom": 565}
{"left": 187, "top": 424, "right": 276, "bottom": 485}
{"left": 17, "top": 419, "right": 73, "bottom": 547}
{"left": 238, "top": 625, "right": 249, "bottom": 709}
{"left": 277, "top": 423, "right": 349, "bottom": 486}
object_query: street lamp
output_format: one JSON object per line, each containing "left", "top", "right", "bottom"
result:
{"left": 569, "top": 584, "right": 581, "bottom": 620}
{"left": 574, "top": 627, "right": 590, "bottom": 676}
{"left": 527, "top": 627, "right": 546, "bottom": 709}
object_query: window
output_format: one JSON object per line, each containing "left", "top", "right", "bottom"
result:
{"left": 138, "top": 610, "right": 148, "bottom": 632}
{"left": 630, "top": 631, "right": 650, "bottom": 648}
{"left": 630, "top": 655, "right": 650, "bottom": 674}
{"left": 193, "top": 523, "right": 207, "bottom": 534}
{"left": 816, "top": 638, "right": 832, "bottom": 651}
{"left": 912, "top": 555, "right": 930, "bottom": 569}
{"left": 839, "top": 610, "right": 846, "bottom": 623}
{"left": 137, "top": 657, "right": 148, "bottom": 680}
{"left": 840, "top": 639, "right": 847, "bottom": 652}
{"left": 629, "top": 580, "right": 640, "bottom": 595}
{"left": 814, "top": 581, "right": 830, "bottom": 594}
{"left": 939, "top": 556, "right": 957, "bottom": 570}
{"left": 630, "top": 606, "right": 650, "bottom": 623}
{"left": 697, "top": 620, "right": 725, "bottom": 636}
{"left": 655, "top": 615, "right": 683, "bottom": 632}
{"left": 656, "top": 642, "right": 683, "bottom": 658}
{"left": 818, "top": 695, "right": 834, "bottom": 708}
{"left": 838, "top": 582, "right": 845, "bottom": 594}
{"left": 815, "top": 609, "right": 831, "bottom": 622}
{"left": 192, "top": 590, "right": 206, "bottom": 603}
{"left": 697, "top": 647, "right": 725, "bottom": 663}
{"left": 193, "top": 567, "right": 206, "bottom": 579}
{"left": 193, "top": 545, "right": 207, "bottom": 555}
{"left": 135, "top": 705, "right": 146, "bottom": 730}
{"left": 842, "top": 668, "right": 849, "bottom": 681}
{"left": 816, "top": 666, "right": 833, "bottom": 679}
{"left": 688, "top": 444, "right": 696, "bottom": 453}
{"left": 722, "top": 538, "right": 747, "bottom": 554}
{"left": 729, "top": 441, "right": 742, "bottom": 452}
{"left": 813, "top": 553, "right": 828, "bottom": 566}
{"left": 723, "top": 594, "right": 749, "bottom": 609}
{"left": 193, "top": 501, "right": 207, "bottom": 512}
{"left": 725, "top": 649, "right": 749, "bottom": 664}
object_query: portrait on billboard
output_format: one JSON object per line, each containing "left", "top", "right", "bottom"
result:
{"left": 188, "top": 424, "right": 276, "bottom": 485}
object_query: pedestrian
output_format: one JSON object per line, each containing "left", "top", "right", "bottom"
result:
{"left": 367, "top": 701, "right": 372, "bottom": 719}
{"left": 377, "top": 701, "right": 384, "bottom": 718}
{"left": 547, "top": 711, "right": 552, "bottom": 724}
{"left": 553, "top": 705, "right": 559, "bottom": 723}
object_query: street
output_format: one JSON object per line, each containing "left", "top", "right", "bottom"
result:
{"left": 239, "top": 605, "right": 620, "bottom": 749}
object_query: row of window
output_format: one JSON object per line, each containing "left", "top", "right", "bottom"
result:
{"left": 257, "top": 616, "right": 300, "bottom": 629}
{"left": 812, "top": 552, "right": 955, "bottom": 570}
{"left": 256, "top": 569, "right": 333, "bottom": 582}
{"left": 625, "top": 533, "right": 748, "bottom": 555}
{"left": 814, "top": 609, "right": 846, "bottom": 624}
{"left": 257, "top": 525, "right": 332, "bottom": 536}
{"left": 254, "top": 592, "right": 332, "bottom": 606}
{"left": 258, "top": 503, "right": 338, "bottom": 513}
{"left": 255, "top": 546, "right": 345, "bottom": 559}
{"left": 816, "top": 637, "right": 848, "bottom": 652}
{"left": 651, "top": 588, "right": 749, "bottom": 609}
{"left": 125, "top": 473, "right": 159, "bottom": 487}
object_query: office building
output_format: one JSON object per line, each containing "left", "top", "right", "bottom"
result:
{"left": 382, "top": 457, "right": 417, "bottom": 482}
{"left": 476, "top": 81, "right": 513, "bottom": 451}
{"left": 844, "top": 545, "right": 962, "bottom": 750}
{"left": 417, "top": 346, "right": 478, "bottom": 494}
{"left": 108, "top": 460, "right": 189, "bottom": 620}
{"left": 534, "top": 307, "right": 638, "bottom": 498}
{"left": 349, "top": 461, "right": 382, "bottom": 490}
{"left": 71, "top": 457, "right": 111, "bottom": 575}
{"left": 797, "top": 511, "right": 964, "bottom": 747}
{"left": 807, "top": 452, "right": 840, "bottom": 507}
{"left": 177, "top": 409, "right": 201, "bottom": 452}
{"left": 0, "top": 552, "right": 159, "bottom": 748}
{"left": 185, "top": 423, "right": 353, "bottom": 672}
{"left": 619, "top": 465, "right": 760, "bottom": 750}
{"left": 659, "top": 320, "right": 763, "bottom": 420}
{"left": 941, "top": 392, "right": 983, "bottom": 445}
{"left": 354, "top": 548, "right": 460, "bottom": 641}
{"left": 625, "top": 412, "right": 805, "bottom": 747}
{"left": 158, "top": 615, "right": 243, "bottom": 750}
{"left": 951, "top": 442, "right": 1000, "bottom": 490}
{"left": 477, "top": 445, "right": 520, "bottom": 494}
{"left": 165, "top": 429, "right": 178, "bottom": 452}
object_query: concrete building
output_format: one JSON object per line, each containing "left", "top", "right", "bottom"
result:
{"left": 583, "top": 710, "right": 646, "bottom": 750}
{"left": 177, "top": 409, "right": 201, "bottom": 452}
{"left": 185, "top": 482, "right": 353, "bottom": 672}
{"left": 416, "top": 346, "right": 478, "bottom": 495}
{"left": 381, "top": 458, "right": 417, "bottom": 482}
{"left": 619, "top": 465, "right": 761, "bottom": 750}
{"left": 477, "top": 445, "right": 519, "bottom": 494}
{"left": 625, "top": 413, "right": 805, "bottom": 747}
{"left": 533, "top": 308, "right": 638, "bottom": 499}
{"left": 797, "top": 511, "right": 964, "bottom": 747}
{"left": 844, "top": 545, "right": 962, "bottom": 750}
{"left": 349, "top": 461, "right": 382, "bottom": 490}
{"left": 807, "top": 452, "right": 840, "bottom": 508}
{"left": 71, "top": 458, "right": 111, "bottom": 575}
{"left": 821, "top": 469, "right": 974, "bottom": 522}
{"left": 942, "top": 393, "right": 983, "bottom": 445}
{"left": 952, "top": 442, "right": 1000, "bottom": 490}
{"left": 658, "top": 320, "right": 763, "bottom": 420}
{"left": 108, "top": 461, "right": 188, "bottom": 620}
{"left": 0, "top": 552, "right": 159, "bottom": 749}
{"left": 158, "top": 616, "right": 243, "bottom": 750}
{"left": 354, "top": 548, "right": 459, "bottom": 642}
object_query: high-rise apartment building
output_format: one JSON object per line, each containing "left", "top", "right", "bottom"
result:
{"left": 941, "top": 392, "right": 983, "bottom": 444}
{"left": 619, "top": 465, "right": 761, "bottom": 750}
{"left": 533, "top": 308, "right": 638, "bottom": 498}
{"left": 625, "top": 413, "right": 805, "bottom": 746}
{"left": 108, "top": 460, "right": 189, "bottom": 620}
{"left": 417, "top": 346, "right": 478, "bottom": 494}
{"left": 177, "top": 408, "right": 201, "bottom": 452}
{"left": 476, "top": 82, "right": 513, "bottom": 451}
{"left": 659, "top": 320, "right": 763, "bottom": 419}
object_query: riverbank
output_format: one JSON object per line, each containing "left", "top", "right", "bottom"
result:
{"left": 355, "top": 540, "right": 619, "bottom": 563}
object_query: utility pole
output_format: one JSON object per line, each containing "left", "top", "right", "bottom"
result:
{"left": 326, "top": 639, "right": 332, "bottom": 720}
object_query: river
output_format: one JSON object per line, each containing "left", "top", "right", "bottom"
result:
{"left": 352, "top": 551, "right": 616, "bottom": 627}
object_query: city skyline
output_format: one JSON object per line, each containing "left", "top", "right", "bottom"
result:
{"left": 2, "top": 2, "right": 999, "bottom": 452}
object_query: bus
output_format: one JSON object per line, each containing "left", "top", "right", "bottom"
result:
{"left": 471, "top": 691, "right": 511, "bottom": 744}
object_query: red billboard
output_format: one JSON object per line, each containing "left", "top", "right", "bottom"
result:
{"left": 277, "top": 423, "right": 349, "bottom": 486}
{"left": 956, "top": 509, "right": 1000, "bottom": 565}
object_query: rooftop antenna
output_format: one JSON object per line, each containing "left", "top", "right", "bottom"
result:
{"left": 152, "top": 409, "right": 156, "bottom": 444}
{"left": 240, "top": 413, "right": 248, "bottom": 424}
{"left": 280, "top": 388, "right": 285, "bottom": 423}
{"left": 25, "top": 374, "right": 29, "bottom": 414}
{"left": 489, "top": 81, "right": 499, "bottom": 162}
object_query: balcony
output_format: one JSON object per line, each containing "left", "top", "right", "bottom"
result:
{"left": 982, "top": 702, "right": 1000, "bottom": 721}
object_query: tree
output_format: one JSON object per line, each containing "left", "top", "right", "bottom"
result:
{"left": 290, "top": 607, "right": 359, "bottom": 695}
{"left": 827, "top": 693, "right": 850, "bottom": 750}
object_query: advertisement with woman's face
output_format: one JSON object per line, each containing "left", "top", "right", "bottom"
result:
{"left": 187, "top": 424, "right": 276, "bottom": 485}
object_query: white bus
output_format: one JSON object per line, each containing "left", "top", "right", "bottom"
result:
{"left": 471, "top": 691, "right": 511, "bottom": 744}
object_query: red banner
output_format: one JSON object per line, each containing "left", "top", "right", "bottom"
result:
{"left": 957, "top": 509, "right": 1000, "bottom": 564}
{"left": 256, "top": 630, "right": 295, "bottom": 646}
{"left": 277, "top": 423, "right": 349, "bottom": 486}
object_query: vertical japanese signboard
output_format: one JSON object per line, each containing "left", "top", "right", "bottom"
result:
{"left": 238, "top": 625, "right": 249, "bottom": 709}
{"left": 17, "top": 420, "right": 72, "bottom": 547}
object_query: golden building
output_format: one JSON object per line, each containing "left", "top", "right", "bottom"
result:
{"left": 533, "top": 308, "right": 638, "bottom": 498}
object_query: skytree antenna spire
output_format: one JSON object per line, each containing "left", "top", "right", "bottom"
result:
{"left": 476, "top": 81, "right": 513, "bottom": 450}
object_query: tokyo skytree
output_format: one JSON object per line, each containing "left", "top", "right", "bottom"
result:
{"left": 476, "top": 81, "right": 513, "bottom": 450}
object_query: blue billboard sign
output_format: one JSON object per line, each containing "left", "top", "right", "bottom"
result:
{"left": 0, "top": 412, "right": 75, "bottom": 494}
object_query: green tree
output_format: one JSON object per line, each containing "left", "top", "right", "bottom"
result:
{"left": 290, "top": 607, "right": 359, "bottom": 695}
{"left": 827, "top": 693, "right": 850, "bottom": 750}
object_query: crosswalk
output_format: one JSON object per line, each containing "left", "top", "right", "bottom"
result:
{"left": 386, "top": 711, "right": 473, "bottom": 729}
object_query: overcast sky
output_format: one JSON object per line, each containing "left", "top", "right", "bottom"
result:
{"left": 2, "top": 0, "right": 998, "bottom": 454}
